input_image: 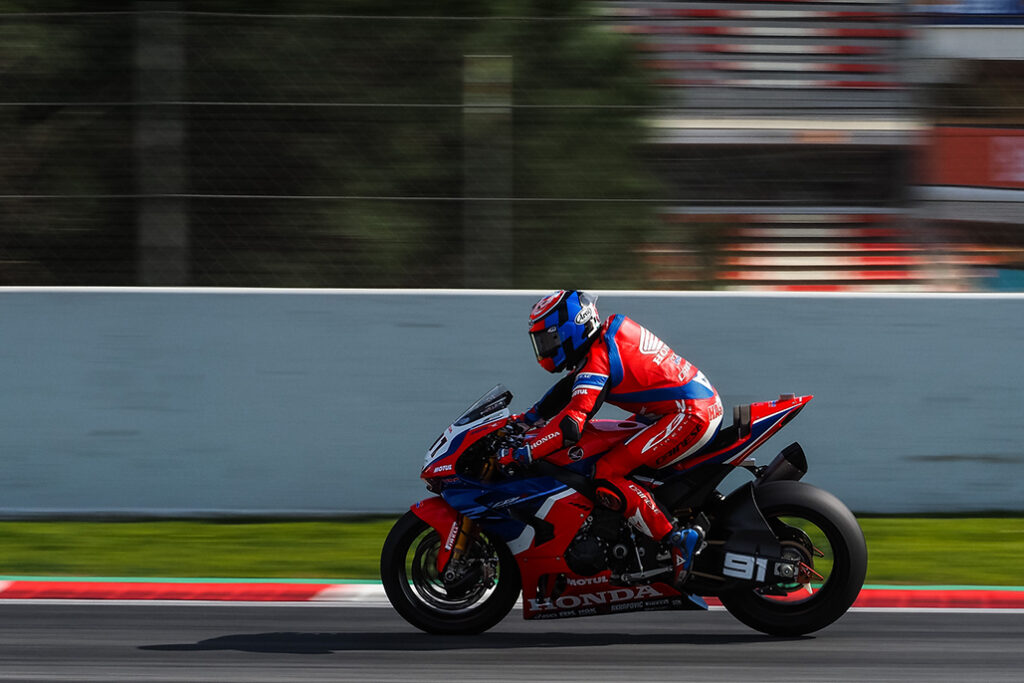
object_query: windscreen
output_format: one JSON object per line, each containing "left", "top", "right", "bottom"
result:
{"left": 453, "top": 384, "right": 513, "bottom": 426}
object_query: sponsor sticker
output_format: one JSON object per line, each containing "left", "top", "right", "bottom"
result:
{"left": 566, "top": 575, "right": 609, "bottom": 587}
{"left": 527, "top": 585, "right": 663, "bottom": 612}
{"left": 444, "top": 522, "right": 459, "bottom": 551}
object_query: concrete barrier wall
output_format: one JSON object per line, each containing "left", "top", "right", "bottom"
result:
{"left": 1, "top": 288, "right": 1022, "bottom": 515}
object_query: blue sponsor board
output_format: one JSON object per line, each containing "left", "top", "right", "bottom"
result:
{"left": 914, "top": 0, "right": 1024, "bottom": 22}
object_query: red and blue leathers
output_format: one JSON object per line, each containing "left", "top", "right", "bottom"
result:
{"left": 523, "top": 315, "right": 724, "bottom": 541}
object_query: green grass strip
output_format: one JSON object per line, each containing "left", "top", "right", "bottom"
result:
{"left": 859, "top": 517, "right": 1024, "bottom": 586}
{"left": 0, "top": 516, "right": 1020, "bottom": 586}
{"left": 0, "top": 519, "right": 393, "bottom": 580}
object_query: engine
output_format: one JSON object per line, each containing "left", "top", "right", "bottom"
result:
{"left": 564, "top": 507, "right": 664, "bottom": 582}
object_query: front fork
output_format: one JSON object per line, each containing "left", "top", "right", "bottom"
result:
{"left": 443, "top": 517, "right": 479, "bottom": 583}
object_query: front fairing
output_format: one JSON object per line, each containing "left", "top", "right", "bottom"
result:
{"left": 422, "top": 385, "right": 513, "bottom": 479}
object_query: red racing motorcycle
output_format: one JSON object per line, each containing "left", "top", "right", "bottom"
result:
{"left": 381, "top": 385, "right": 867, "bottom": 636}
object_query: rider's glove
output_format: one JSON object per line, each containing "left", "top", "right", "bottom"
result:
{"left": 511, "top": 411, "right": 545, "bottom": 430}
{"left": 497, "top": 443, "right": 532, "bottom": 476}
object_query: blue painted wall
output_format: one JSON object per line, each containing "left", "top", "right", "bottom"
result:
{"left": 1, "top": 289, "right": 1021, "bottom": 515}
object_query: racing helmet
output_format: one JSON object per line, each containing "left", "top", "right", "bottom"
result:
{"left": 528, "top": 290, "right": 601, "bottom": 373}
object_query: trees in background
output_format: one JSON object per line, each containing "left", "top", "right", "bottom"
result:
{"left": 0, "top": 1, "right": 661, "bottom": 288}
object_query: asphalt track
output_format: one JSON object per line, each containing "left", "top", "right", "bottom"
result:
{"left": 1, "top": 602, "right": 1022, "bottom": 682}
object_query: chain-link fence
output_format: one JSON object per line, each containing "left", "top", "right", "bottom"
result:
{"left": 1, "top": 1, "right": 1023, "bottom": 290}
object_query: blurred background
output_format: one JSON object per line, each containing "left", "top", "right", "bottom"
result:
{"left": 2, "top": 0, "right": 1023, "bottom": 293}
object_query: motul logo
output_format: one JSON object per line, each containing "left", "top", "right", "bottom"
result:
{"left": 566, "top": 575, "right": 608, "bottom": 587}
{"left": 528, "top": 585, "right": 662, "bottom": 611}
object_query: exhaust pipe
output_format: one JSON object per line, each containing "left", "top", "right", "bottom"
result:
{"left": 756, "top": 442, "right": 807, "bottom": 485}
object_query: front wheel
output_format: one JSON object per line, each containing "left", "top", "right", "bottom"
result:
{"left": 380, "top": 510, "right": 521, "bottom": 634}
{"left": 718, "top": 480, "right": 867, "bottom": 636}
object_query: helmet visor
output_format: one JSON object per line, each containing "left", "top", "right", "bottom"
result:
{"left": 530, "top": 326, "right": 562, "bottom": 360}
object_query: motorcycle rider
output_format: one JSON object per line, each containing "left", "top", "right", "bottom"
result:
{"left": 497, "top": 290, "right": 724, "bottom": 586}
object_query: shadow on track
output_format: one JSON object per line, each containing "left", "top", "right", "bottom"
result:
{"left": 141, "top": 630, "right": 804, "bottom": 655}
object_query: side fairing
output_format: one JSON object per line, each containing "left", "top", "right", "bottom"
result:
{"left": 410, "top": 477, "right": 584, "bottom": 577}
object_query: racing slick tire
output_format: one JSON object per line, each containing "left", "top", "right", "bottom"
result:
{"left": 718, "top": 480, "right": 867, "bottom": 636}
{"left": 381, "top": 511, "right": 521, "bottom": 635}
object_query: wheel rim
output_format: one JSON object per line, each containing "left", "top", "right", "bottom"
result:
{"left": 754, "top": 511, "right": 844, "bottom": 607}
{"left": 402, "top": 527, "right": 502, "bottom": 615}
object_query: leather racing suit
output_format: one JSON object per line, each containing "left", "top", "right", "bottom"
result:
{"left": 521, "top": 315, "right": 723, "bottom": 541}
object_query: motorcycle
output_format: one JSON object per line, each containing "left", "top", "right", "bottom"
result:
{"left": 381, "top": 384, "right": 867, "bottom": 636}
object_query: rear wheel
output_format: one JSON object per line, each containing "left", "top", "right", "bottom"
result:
{"left": 380, "top": 511, "right": 521, "bottom": 634}
{"left": 718, "top": 481, "right": 867, "bottom": 636}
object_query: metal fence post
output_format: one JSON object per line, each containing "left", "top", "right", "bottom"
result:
{"left": 463, "top": 54, "right": 513, "bottom": 288}
{"left": 134, "top": 2, "right": 188, "bottom": 285}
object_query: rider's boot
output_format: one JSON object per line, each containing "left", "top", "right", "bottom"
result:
{"left": 664, "top": 522, "right": 706, "bottom": 587}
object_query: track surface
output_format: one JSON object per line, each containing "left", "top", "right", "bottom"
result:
{"left": 2, "top": 602, "right": 1024, "bottom": 683}
{"left": 1, "top": 603, "right": 1021, "bottom": 682}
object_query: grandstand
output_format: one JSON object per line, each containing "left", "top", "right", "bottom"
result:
{"left": 605, "top": 0, "right": 1024, "bottom": 290}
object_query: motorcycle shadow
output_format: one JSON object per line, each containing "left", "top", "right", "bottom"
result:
{"left": 141, "top": 630, "right": 805, "bottom": 655}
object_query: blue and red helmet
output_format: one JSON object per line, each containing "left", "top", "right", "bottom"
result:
{"left": 528, "top": 290, "right": 601, "bottom": 373}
